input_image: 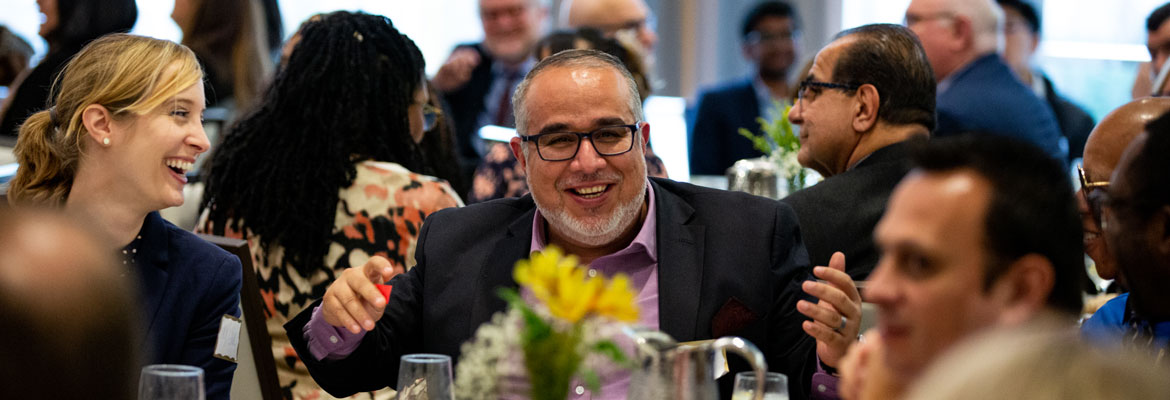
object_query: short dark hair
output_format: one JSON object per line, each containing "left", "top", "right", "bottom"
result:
{"left": 46, "top": 0, "right": 137, "bottom": 51}
{"left": 996, "top": 0, "right": 1040, "bottom": 33}
{"left": 1124, "top": 111, "right": 1170, "bottom": 217}
{"left": 741, "top": 1, "right": 798, "bottom": 39}
{"left": 832, "top": 24, "right": 937, "bottom": 131}
{"left": 1149, "top": 2, "right": 1170, "bottom": 32}
{"left": 910, "top": 134, "right": 1084, "bottom": 315}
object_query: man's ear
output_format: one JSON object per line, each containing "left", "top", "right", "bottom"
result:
{"left": 639, "top": 121, "right": 651, "bottom": 153}
{"left": 990, "top": 253, "right": 1055, "bottom": 326}
{"left": 951, "top": 16, "right": 974, "bottom": 52}
{"left": 852, "top": 83, "right": 880, "bottom": 133}
{"left": 81, "top": 104, "right": 114, "bottom": 146}
{"left": 510, "top": 137, "right": 528, "bottom": 172}
{"left": 1154, "top": 205, "right": 1170, "bottom": 255}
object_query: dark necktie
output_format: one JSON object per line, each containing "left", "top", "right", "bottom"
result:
{"left": 494, "top": 69, "right": 520, "bottom": 127}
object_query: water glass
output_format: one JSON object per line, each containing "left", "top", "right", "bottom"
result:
{"left": 397, "top": 353, "right": 454, "bottom": 400}
{"left": 138, "top": 364, "right": 205, "bottom": 400}
{"left": 731, "top": 371, "right": 788, "bottom": 400}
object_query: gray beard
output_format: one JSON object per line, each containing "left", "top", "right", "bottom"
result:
{"left": 534, "top": 179, "right": 648, "bottom": 248}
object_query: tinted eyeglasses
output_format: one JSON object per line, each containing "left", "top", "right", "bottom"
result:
{"left": 797, "top": 77, "right": 860, "bottom": 104}
{"left": 519, "top": 123, "right": 640, "bottom": 161}
{"left": 1078, "top": 165, "right": 1110, "bottom": 225}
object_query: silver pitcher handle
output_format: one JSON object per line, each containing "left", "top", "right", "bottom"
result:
{"left": 710, "top": 336, "right": 768, "bottom": 400}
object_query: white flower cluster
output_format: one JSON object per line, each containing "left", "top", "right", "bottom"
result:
{"left": 454, "top": 306, "right": 630, "bottom": 399}
{"left": 768, "top": 148, "right": 804, "bottom": 182}
{"left": 454, "top": 308, "right": 525, "bottom": 400}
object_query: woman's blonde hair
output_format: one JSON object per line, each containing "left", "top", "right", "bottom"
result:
{"left": 8, "top": 33, "right": 203, "bottom": 206}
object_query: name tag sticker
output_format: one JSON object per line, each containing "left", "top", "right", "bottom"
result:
{"left": 213, "top": 314, "right": 242, "bottom": 363}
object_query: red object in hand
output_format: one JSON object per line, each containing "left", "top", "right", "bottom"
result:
{"left": 375, "top": 284, "right": 393, "bottom": 303}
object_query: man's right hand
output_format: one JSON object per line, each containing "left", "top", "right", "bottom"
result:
{"left": 322, "top": 256, "right": 396, "bottom": 334}
{"left": 432, "top": 47, "right": 482, "bottom": 93}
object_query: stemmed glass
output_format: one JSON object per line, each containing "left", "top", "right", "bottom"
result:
{"left": 397, "top": 354, "right": 454, "bottom": 400}
{"left": 138, "top": 364, "right": 205, "bottom": 400}
{"left": 731, "top": 371, "right": 788, "bottom": 400}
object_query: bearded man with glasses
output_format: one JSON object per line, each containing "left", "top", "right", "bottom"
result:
{"left": 287, "top": 49, "right": 826, "bottom": 399}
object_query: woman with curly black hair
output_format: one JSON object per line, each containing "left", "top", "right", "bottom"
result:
{"left": 198, "top": 11, "right": 462, "bottom": 399}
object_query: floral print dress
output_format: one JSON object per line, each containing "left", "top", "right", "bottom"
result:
{"left": 198, "top": 160, "right": 463, "bottom": 400}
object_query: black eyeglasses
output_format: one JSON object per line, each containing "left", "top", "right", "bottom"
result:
{"left": 519, "top": 123, "right": 640, "bottom": 161}
{"left": 797, "top": 78, "right": 860, "bottom": 104}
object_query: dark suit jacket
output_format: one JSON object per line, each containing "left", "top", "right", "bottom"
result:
{"left": 134, "top": 211, "right": 242, "bottom": 400}
{"left": 935, "top": 54, "right": 1067, "bottom": 163}
{"left": 1040, "top": 74, "right": 1095, "bottom": 162}
{"left": 440, "top": 43, "right": 495, "bottom": 190}
{"left": 689, "top": 78, "right": 767, "bottom": 175}
{"left": 286, "top": 178, "right": 817, "bottom": 399}
{"left": 781, "top": 139, "right": 918, "bottom": 281}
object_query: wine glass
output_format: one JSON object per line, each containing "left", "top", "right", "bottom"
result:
{"left": 731, "top": 371, "right": 787, "bottom": 400}
{"left": 397, "top": 353, "right": 454, "bottom": 400}
{"left": 138, "top": 364, "right": 205, "bottom": 400}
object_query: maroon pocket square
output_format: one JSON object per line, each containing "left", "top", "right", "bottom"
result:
{"left": 712, "top": 297, "right": 759, "bottom": 338}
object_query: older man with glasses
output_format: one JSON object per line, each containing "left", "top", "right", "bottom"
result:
{"left": 286, "top": 49, "right": 826, "bottom": 399}
{"left": 781, "top": 23, "right": 934, "bottom": 283}
{"left": 1077, "top": 97, "right": 1170, "bottom": 295}
{"left": 1081, "top": 110, "right": 1170, "bottom": 366}
{"left": 778, "top": 23, "right": 933, "bottom": 400}
{"left": 904, "top": 0, "right": 1066, "bottom": 164}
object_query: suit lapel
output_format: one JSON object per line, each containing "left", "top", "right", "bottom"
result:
{"left": 653, "top": 181, "right": 705, "bottom": 342}
{"left": 135, "top": 212, "right": 172, "bottom": 347}
{"left": 468, "top": 205, "right": 534, "bottom": 336}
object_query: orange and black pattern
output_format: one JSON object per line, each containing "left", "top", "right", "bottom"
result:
{"left": 198, "top": 160, "right": 462, "bottom": 400}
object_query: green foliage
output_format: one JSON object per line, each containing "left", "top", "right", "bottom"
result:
{"left": 737, "top": 100, "right": 799, "bottom": 155}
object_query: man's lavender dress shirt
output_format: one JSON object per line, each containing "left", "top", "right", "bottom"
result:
{"left": 303, "top": 183, "right": 661, "bottom": 399}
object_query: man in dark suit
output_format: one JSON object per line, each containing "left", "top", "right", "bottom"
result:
{"left": 997, "top": 0, "right": 1095, "bottom": 163}
{"left": 689, "top": 2, "right": 800, "bottom": 175}
{"left": 433, "top": 0, "right": 548, "bottom": 195}
{"left": 782, "top": 24, "right": 934, "bottom": 282}
{"left": 905, "top": 0, "right": 1066, "bottom": 163}
{"left": 285, "top": 49, "right": 841, "bottom": 399}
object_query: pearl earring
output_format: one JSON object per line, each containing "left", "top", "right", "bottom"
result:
{"left": 102, "top": 137, "right": 110, "bottom": 146}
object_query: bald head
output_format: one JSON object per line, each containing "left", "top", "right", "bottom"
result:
{"left": 1084, "top": 97, "right": 1170, "bottom": 180}
{"left": 0, "top": 209, "right": 139, "bottom": 399}
{"left": 906, "top": 0, "right": 1002, "bottom": 80}
{"left": 560, "top": 0, "right": 657, "bottom": 51}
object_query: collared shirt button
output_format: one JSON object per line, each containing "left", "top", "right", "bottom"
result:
{"left": 587, "top": 269, "right": 598, "bottom": 278}
{"left": 818, "top": 384, "right": 827, "bottom": 392}
{"left": 329, "top": 335, "right": 339, "bottom": 344}
{"left": 575, "top": 385, "right": 585, "bottom": 395}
